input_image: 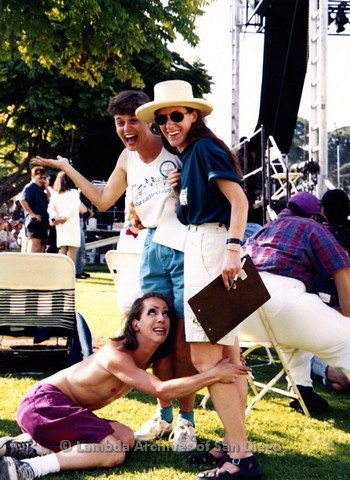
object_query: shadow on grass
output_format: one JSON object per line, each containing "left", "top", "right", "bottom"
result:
{"left": 1, "top": 387, "right": 349, "bottom": 480}
{"left": 76, "top": 274, "right": 113, "bottom": 287}
{"left": 256, "top": 450, "right": 350, "bottom": 480}
{"left": 54, "top": 443, "right": 350, "bottom": 480}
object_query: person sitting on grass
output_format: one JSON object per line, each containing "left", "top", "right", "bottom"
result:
{"left": 0, "top": 293, "right": 250, "bottom": 480}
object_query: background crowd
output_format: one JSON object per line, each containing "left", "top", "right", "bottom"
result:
{"left": 0, "top": 199, "right": 24, "bottom": 250}
{"left": 0, "top": 167, "right": 93, "bottom": 280}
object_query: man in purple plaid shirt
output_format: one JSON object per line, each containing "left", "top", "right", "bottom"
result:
{"left": 243, "top": 192, "right": 350, "bottom": 413}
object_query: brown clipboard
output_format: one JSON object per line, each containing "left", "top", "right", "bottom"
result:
{"left": 187, "top": 255, "right": 271, "bottom": 344}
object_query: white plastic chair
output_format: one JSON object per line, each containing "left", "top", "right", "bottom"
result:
{"left": 105, "top": 250, "right": 143, "bottom": 314}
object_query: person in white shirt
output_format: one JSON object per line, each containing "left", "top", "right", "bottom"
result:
{"left": 48, "top": 172, "right": 81, "bottom": 263}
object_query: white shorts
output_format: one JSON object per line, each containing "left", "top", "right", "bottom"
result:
{"left": 184, "top": 223, "right": 237, "bottom": 345}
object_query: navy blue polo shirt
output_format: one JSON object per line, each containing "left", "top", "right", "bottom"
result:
{"left": 22, "top": 182, "right": 49, "bottom": 224}
{"left": 177, "top": 138, "right": 241, "bottom": 226}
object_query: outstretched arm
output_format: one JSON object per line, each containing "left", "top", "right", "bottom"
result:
{"left": 32, "top": 152, "right": 128, "bottom": 211}
{"left": 106, "top": 353, "right": 250, "bottom": 403}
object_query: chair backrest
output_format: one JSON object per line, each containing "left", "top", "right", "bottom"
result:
{"left": 0, "top": 253, "right": 76, "bottom": 337}
{"left": 267, "top": 136, "right": 287, "bottom": 175}
{"left": 105, "top": 250, "right": 143, "bottom": 313}
{"left": 266, "top": 136, "right": 302, "bottom": 201}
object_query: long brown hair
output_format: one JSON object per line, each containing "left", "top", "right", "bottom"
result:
{"left": 113, "top": 292, "right": 169, "bottom": 351}
{"left": 53, "top": 171, "right": 77, "bottom": 193}
{"left": 186, "top": 110, "right": 242, "bottom": 177}
{"left": 158, "top": 108, "right": 242, "bottom": 177}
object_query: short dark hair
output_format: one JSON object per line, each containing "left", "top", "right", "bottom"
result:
{"left": 107, "top": 91, "right": 150, "bottom": 117}
{"left": 114, "top": 292, "right": 169, "bottom": 351}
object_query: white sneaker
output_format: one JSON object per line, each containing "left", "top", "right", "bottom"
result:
{"left": 169, "top": 419, "right": 197, "bottom": 452}
{"left": 135, "top": 416, "right": 173, "bottom": 441}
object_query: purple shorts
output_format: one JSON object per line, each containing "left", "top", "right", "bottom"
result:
{"left": 16, "top": 384, "right": 114, "bottom": 452}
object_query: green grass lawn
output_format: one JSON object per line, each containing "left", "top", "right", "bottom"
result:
{"left": 0, "top": 268, "right": 349, "bottom": 479}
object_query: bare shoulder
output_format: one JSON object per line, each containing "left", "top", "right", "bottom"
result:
{"left": 96, "top": 340, "right": 136, "bottom": 368}
{"left": 116, "top": 149, "right": 128, "bottom": 170}
{"left": 97, "top": 339, "right": 127, "bottom": 356}
{"left": 106, "top": 150, "right": 127, "bottom": 185}
{"left": 95, "top": 340, "right": 153, "bottom": 386}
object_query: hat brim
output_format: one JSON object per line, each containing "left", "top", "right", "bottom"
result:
{"left": 136, "top": 99, "right": 213, "bottom": 123}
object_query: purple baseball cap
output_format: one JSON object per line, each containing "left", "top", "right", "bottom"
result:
{"left": 287, "top": 192, "right": 321, "bottom": 215}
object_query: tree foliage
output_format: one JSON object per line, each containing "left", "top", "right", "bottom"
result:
{"left": 0, "top": 0, "right": 213, "bottom": 204}
{"left": 289, "top": 118, "right": 350, "bottom": 195}
{"left": 328, "top": 126, "right": 350, "bottom": 194}
{"left": 288, "top": 118, "right": 309, "bottom": 167}
{"left": 0, "top": 0, "right": 208, "bottom": 87}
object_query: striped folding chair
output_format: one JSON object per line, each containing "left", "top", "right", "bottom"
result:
{"left": 0, "top": 252, "right": 78, "bottom": 372}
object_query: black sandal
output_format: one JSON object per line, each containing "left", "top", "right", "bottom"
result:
{"left": 197, "top": 454, "right": 262, "bottom": 479}
{"left": 188, "top": 442, "right": 225, "bottom": 466}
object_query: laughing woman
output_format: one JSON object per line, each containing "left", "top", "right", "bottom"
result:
{"left": 136, "top": 80, "right": 261, "bottom": 480}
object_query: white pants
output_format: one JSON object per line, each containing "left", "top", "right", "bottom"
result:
{"left": 257, "top": 272, "right": 350, "bottom": 381}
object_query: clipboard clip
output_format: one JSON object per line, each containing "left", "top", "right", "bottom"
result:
{"left": 230, "top": 256, "right": 247, "bottom": 290}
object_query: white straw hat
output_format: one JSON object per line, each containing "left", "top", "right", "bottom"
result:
{"left": 135, "top": 80, "right": 213, "bottom": 122}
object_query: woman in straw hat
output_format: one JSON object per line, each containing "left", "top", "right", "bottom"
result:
{"left": 136, "top": 80, "right": 262, "bottom": 480}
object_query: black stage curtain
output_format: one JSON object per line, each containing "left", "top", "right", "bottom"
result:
{"left": 253, "top": 0, "right": 309, "bottom": 154}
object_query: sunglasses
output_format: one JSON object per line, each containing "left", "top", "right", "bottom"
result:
{"left": 154, "top": 111, "right": 189, "bottom": 126}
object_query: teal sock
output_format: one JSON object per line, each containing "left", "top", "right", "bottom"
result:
{"left": 159, "top": 405, "right": 173, "bottom": 423}
{"left": 178, "top": 410, "right": 195, "bottom": 426}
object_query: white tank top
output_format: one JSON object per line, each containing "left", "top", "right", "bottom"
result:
{"left": 126, "top": 148, "right": 181, "bottom": 228}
